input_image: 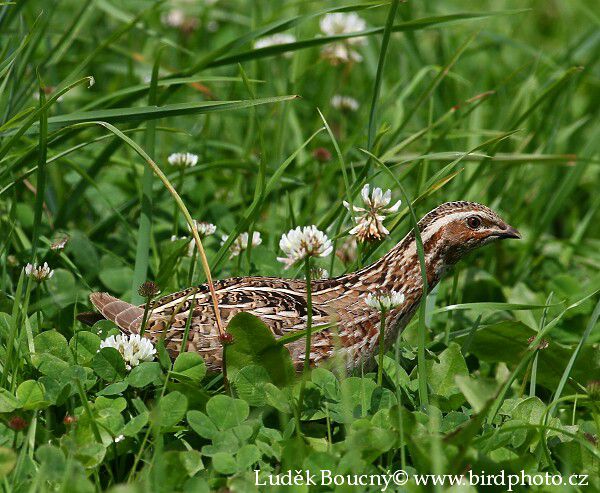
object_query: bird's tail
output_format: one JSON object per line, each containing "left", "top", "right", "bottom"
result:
{"left": 77, "top": 292, "right": 146, "bottom": 333}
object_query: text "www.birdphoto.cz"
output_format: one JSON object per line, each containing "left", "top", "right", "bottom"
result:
{"left": 254, "top": 469, "right": 589, "bottom": 491}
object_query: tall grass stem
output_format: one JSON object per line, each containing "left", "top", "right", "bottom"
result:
{"left": 131, "top": 52, "right": 160, "bottom": 304}
{"left": 377, "top": 309, "right": 387, "bottom": 386}
{"left": 297, "top": 258, "right": 313, "bottom": 418}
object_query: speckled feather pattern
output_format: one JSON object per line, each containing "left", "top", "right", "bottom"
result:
{"left": 86, "top": 202, "right": 516, "bottom": 373}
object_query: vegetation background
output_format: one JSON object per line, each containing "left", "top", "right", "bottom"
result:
{"left": 0, "top": 0, "right": 599, "bottom": 491}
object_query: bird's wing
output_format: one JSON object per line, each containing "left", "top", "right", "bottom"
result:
{"left": 148, "top": 276, "right": 334, "bottom": 336}
{"left": 87, "top": 277, "right": 337, "bottom": 354}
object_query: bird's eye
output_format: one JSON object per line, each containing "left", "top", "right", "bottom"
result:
{"left": 466, "top": 216, "right": 482, "bottom": 229}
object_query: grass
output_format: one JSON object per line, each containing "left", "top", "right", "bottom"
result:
{"left": 1, "top": 0, "right": 600, "bottom": 491}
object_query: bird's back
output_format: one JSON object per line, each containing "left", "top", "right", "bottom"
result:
{"left": 88, "top": 275, "right": 378, "bottom": 372}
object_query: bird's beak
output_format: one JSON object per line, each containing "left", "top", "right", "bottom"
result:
{"left": 497, "top": 224, "right": 521, "bottom": 239}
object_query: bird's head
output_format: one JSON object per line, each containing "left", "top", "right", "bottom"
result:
{"left": 418, "top": 201, "right": 520, "bottom": 265}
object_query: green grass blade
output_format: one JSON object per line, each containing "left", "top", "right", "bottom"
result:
{"left": 390, "top": 31, "right": 477, "bottom": 140}
{"left": 367, "top": 0, "right": 399, "bottom": 150}
{"left": 360, "top": 148, "right": 430, "bottom": 408}
{"left": 433, "top": 301, "right": 560, "bottom": 314}
{"left": 30, "top": 75, "right": 48, "bottom": 261}
{"left": 131, "top": 51, "right": 160, "bottom": 304}
{"left": 211, "top": 127, "right": 324, "bottom": 271}
{"left": 81, "top": 76, "right": 259, "bottom": 111}
{"left": 548, "top": 297, "right": 600, "bottom": 416}
{"left": 45, "top": 1, "right": 94, "bottom": 66}
{"left": 0, "top": 76, "right": 92, "bottom": 162}
{"left": 186, "top": 2, "right": 385, "bottom": 74}
{"left": 20, "top": 95, "right": 299, "bottom": 133}
{"left": 208, "top": 11, "right": 523, "bottom": 68}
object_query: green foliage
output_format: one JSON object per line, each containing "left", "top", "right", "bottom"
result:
{"left": 156, "top": 391, "right": 188, "bottom": 429}
{"left": 172, "top": 352, "right": 207, "bottom": 383}
{"left": 16, "top": 380, "right": 47, "bottom": 410}
{"left": 427, "top": 342, "right": 468, "bottom": 410}
{"left": 232, "top": 364, "right": 271, "bottom": 406}
{"left": 225, "top": 312, "right": 295, "bottom": 386}
{"left": 459, "top": 320, "right": 600, "bottom": 388}
{"left": 70, "top": 331, "right": 102, "bottom": 365}
{"left": 126, "top": 362, "right": 162, "bottom": 388}
{"left": 0, "top": 448, "right": 16, "bottom": 479}
{"left": 92, "top": 347, "right": 127, "bottom": 381}
{"left": 0, "top": 390, "right": 20, "bottom": 413}
{"left": 0, "top": 0, "right": 599, "bottom": 491}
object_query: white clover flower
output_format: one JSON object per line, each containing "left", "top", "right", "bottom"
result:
{"left": 344, "top": 184, "right": 401, "bottom": 242}
{"left": 319, "top": 13, "right": 366, "bottom": 65}
{"left": 168, "top": 152, "right": 198, "bottom": 167}
{"left": 171, "top": 234, "right": 195, "bottom": 257}
{"left": 321, "top": 42, "right": 363, "bottom": 65}
{"left": 99, "top": 334, "right": 156, "bottom": 371}
{"left": 349, "top": 216, "right": 387, "bottom": 242}
{"left": 357, "top": 183, "right": 402, "bottom": 213}
{"left": 183, "top": 221, "right": 216, "bottom": 256}
{"left": 188, "top": 220, "right": 216, "bottom": 238}
{"left": 114, "top": 434, "right": 125, "bottom": 443}
{"left": 161, "top": 9, "right": 186, "bottom": 27}
{"left": 161, "top": 8, "right": 199, "bottom": 31}
{"left": 24, "top": 262, "right": 54, "bottom": 282}
{"left": 364, "top": 290, "right": 405, "bottom": 311}
{"left": 221, "top": 232, "right": 262, "bottom": 259}
{"left": 277, "top": 225, "right": 333, "bottom": 269}
{"left": 254, "top": 33, "right": 296, "bottom": 58}
{"left": 320, "top": 13, "right": 366, "bottom": 41}
{"left": 331, "top": 94, "right": 359, "bottom": 112}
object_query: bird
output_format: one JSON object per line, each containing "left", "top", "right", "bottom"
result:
{"left": 78, "top": 201, "right": 520, "bottom": 373}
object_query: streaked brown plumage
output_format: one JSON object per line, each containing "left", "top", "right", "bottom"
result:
{"left": 80, "top": 202, "right": 520, "bottom": 372}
